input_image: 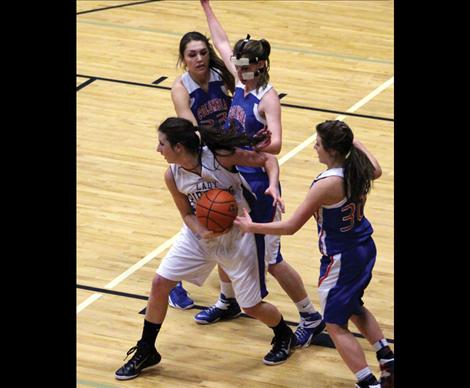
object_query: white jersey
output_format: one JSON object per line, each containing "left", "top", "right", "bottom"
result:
{"left": 158, "top": 147, "right": 269, "bottom": 308}
{"left": 169, "top": 146, "right": 253, "bottom": 215}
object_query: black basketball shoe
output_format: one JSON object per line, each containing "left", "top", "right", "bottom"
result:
{"left": 115, "top": 340, "right": 161, "bottom": 380}
{"left": 263, "top": 328, "right": 295, "bottom": 365}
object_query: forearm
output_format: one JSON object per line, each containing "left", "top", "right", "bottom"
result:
{"left": 201, "top": 1, "right": 230, "bottom": 50}
{"left": 249, "top": 219, "right": 297, "bottom": 236}
{"left": 183, "top": 213, "right": 207, "bottom": 238}
{"left": 264, "top": 154, "right": 280, "bottom": 190}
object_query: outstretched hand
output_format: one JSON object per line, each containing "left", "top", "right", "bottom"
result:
{"left": 233, "top": 208, "right": 253, "bottom": 233}
{"left": 264, "top": 185, "right": 285, "bottom": 213}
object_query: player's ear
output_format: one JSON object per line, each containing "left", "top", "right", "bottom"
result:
{"left": 174, "top": 143, "right": 183, "bottom": 153}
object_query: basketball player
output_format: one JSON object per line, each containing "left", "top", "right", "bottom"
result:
{"left": 167, "top": 31, "right": 235, "bottom": 310}
{"left": 197, "top": 0, "right": 325, "bottom": 348}
{"left": 234, "top": 120, "right": 395, "bottom": 388}
{"left": 114, "top": 117, "right": 295, "bottom": 380}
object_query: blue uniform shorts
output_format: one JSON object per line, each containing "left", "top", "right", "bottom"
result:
{"left": 241, "top": 171, "right": 283, "bottom": 265}
{"left": 317, "top": 237, "right": 376, "bottom": 325}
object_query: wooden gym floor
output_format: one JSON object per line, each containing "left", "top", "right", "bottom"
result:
{"left": 77, "top": 1, "right": 393, "bottom": 386}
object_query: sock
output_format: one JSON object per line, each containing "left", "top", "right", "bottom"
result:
{"left": 141, "top": 319, "right": 161, "bottom": 347}
{"left": 220, "top": 281, "right": 235, "bottom": 299}
{"left": 373, "top": 338, "right": 389, "bottom": 351}
{"left": 355, "top": 367, "right": 375, "bottom": 383}
{"left": 295, "top": 296, "right": 317, "bottom": 314}
{"left": 270, "top": 316, "right": 291, "bottom": 338}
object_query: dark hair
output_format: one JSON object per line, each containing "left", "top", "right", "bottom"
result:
{"left": 233, "top": 36, "right": 271, "bottom": 90}
{"left": 316, "top": 120, "right": 374, "bottom": 202}
{"left": 158, "top": 117, "right": 269, "bottom": 157}
{"left": 178, "top": 31, "right": 235, "bottom": 94}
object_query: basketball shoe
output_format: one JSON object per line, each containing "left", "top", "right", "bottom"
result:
{"left": 115, "top": 340, "right": 161, "bottom": 380}
{"left": 377, "top": 347, "right": 394, "bottom": 388}
{"left": 355, "top": 373, "right": 381, "bottom": 388}
{"left": 168, "top": 281, "right": 194, "bottom": 310}
{"left": 263, "top": 327, "right": 295, "bottom": 365}
{"left": 294, "top": 311, "right": 326, "bottom": 348}
{"left": 194, "top": 293, "right": 242, "bottom": 324}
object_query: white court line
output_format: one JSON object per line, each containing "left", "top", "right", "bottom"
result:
{"left": 77, "top": 76, "right": 393, "bottom": 314}
{"left": 279, "top": 76, "right": 393, "bottom": 166}
{"left": 77, "top": 234, "right": 179, "bottom": 314}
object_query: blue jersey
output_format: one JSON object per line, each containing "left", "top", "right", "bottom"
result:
{"left": 312, "top": 168, "right": 373, "bottom": 256}
{"left": 181, "top": 69, "right": 231, "bottom": 129}
{"left": 225, "top": 82, "right": 273, "bottom": 174}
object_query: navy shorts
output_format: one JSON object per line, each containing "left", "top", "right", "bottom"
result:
{"left": 242, "top": 171, "right": 283, "bottom": 265}
{"left": 317, "top": 237, "right": 376, "bottom": 325}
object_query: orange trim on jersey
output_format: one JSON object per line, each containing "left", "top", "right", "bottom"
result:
{"left": 318, "top": 256, "right": 334, "bottom": 287}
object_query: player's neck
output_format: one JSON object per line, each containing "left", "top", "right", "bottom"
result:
{"left": 189, "top": 71, "right": 210, "bottom": 89}
{"left": 180, "top": 154, "right": 201, "bottom": 173}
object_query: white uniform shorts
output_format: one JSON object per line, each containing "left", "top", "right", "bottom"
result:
{"left": 157, "top": 224, "right": 268, "bottom": 308}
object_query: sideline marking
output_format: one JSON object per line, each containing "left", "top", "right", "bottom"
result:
{"left": 279, "top": 76, "right": 394, "bottom": 166}
{"left": 77, "top": 234, "right": 178, "bottom": 314}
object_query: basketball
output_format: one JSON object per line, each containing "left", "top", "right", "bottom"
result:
{"left": 196, "top": 188, "right": 238, "bottom": 233}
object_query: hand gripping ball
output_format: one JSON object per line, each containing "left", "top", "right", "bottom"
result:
{"left": 196, "top": 188, "right": 238, "bottom": 233}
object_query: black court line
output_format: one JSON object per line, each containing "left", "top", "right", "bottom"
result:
{"left": 76, "top": 77, "right": 97, "bottom": 92}
{"left": 77, "top": 283, "right": 394, "bottom": 347}
{"left": 77, "top": 74, "right": 171, "bottom": 90}
{"left": 152, "top": 76, "right": 168, "bottom": 85}
{"left": 278, "top": 93, "right": 287, "bottom": 100}
{"left": 75, "top": 73, "right": 393, "bottom": 122}
{"left": 77, "top": 0, "right": 160, "bottom": 15}
{"left": 281, "top": 102, "right": 394, "bottom": 122}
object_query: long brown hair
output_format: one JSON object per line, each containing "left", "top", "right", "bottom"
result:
{"left": 158, "top": 117, "right": 269, "bottom": 157}
{"left": 178, "top": 31, "right": 235, "bottom": 94}
{"left": 316, "top": 120, "right": 374, "bottom": 202}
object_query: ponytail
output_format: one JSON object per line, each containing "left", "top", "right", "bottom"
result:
{"left": 198, "top": 121, "right": 269, "bottom": 155}
{"left": 316, "top": 120, "right": 374, "bottom": 202}
{"left": 158, "top": 117, "right": 269, "bottom": 157}
{"left": 343, "top": 147, "right": 374, "bottom": 202}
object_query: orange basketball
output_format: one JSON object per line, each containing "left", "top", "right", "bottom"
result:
{"left": 196, "top": 188, "right": 238, "bottom": 233}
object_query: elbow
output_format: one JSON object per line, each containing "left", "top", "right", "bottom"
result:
{"left": 373, "top": 166, "right": 382, "bottom": 180}
{"left": 285, "top": 221, "right": 300, "bottom": 235}
{"left": 270, "top": 140, "right": 282, "bottom": 155}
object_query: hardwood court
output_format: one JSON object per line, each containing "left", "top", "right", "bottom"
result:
{"left": 77, "top": 1, "right": 393, "bottom": 387}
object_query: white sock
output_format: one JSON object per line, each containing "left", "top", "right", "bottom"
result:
{"left": 295, "top": 296, "right": 317, "bottom": 314}
{"left": 355, "top": 366, "right": 372, "bottom": 382}
{"left": 220, "top": 281, "right": 235, "bottom": 299}
{"left": 373, "top": 338, "right": 389, "bottom": 351}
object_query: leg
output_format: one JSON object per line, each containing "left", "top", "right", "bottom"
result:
{"left": 269, "top": 261, "right": 325, "bottom": 348}
{"left": 326, "top": 322, "right": 380, "bottom": 387}
{"left": 243, "top": 302, "right": 295, "bottom": 366}
{"left": 193, "top": 265, "right": 241, "bottom": 324}
{"left": 268, "top": 260, "right": 307, "bottom": 303}
{"left": 326, "top": 322, "right": 369, "bottom": 373}
{"left": 351, "top": 307, "right": 394, "bottom": 388}
{"left": 115, "top": 274, "right": 177, "bottom": 380}
{"left": 146, "top": 275, "right": 178, "bottom": 323}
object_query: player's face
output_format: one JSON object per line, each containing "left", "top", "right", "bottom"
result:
{"left": 183, "top": 40, "right": 210, "bottom": 75}
{"left": 235, "top": 61, "right": 263, "bottom": 84}
{"left": 156, "top": 132, "right": 178, "bottom": 163}
{"left": 314, "top": 134, "right": 329, "bottom": 165}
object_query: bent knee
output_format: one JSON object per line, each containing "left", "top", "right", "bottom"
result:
{"left": 151, "top": 275, "right": 177, "bottom": 295}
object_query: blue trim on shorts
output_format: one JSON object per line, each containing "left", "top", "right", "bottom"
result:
{"left": 255, "top": 233, "right": 269, "bottom": 298}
